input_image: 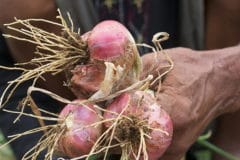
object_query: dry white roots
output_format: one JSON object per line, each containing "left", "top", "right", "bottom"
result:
{"left": 0, "top": 9, "right": 173, "bottom": 160}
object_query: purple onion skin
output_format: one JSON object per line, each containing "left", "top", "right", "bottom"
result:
{"left": 70, "top": 20, "right": 142, "bottom": 98}
{"left": 57, "top": 100, "right": 101, "bottom": 158}
{"left": 87, "top": 20, "right": 135, "bottom": 61}
{"left": 104, "top": 91, "right": 173, "bottom": 160}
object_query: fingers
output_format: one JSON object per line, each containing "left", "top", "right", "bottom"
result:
{"left": 155, "top": 90, "right": 197, "bottom": 160}
{"left": 140, "top": 53, "right": 159, "bottom": 79}
{"left": 141, "top": 47, "right": 204, "bottom": 159}
{"left": 141, "top": 54, "right": 172, "bottom": 94}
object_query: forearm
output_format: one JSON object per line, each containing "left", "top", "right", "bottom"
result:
{"left": 0, "top": 0, "right": 57, "bottom": 26}
{"left": 202, "top": 45, "right": 240, "bottom": 116}
{"left": 0, "top": 0, "right": 58, "bottom": 62}
{"left": 212, "top": 45, "right": 240, "bottom": 81}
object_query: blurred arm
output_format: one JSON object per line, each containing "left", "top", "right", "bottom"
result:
{"left": 0, "top": 0, "right": 74, "bottom": 99}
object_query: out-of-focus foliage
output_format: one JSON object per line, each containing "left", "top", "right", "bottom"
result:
{"left": 0, "top": 130, "right": 16, "bottom": 160}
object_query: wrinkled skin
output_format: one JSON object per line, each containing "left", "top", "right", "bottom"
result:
{"left": 141, "top": 47, "right": 240, "bottom": 159}
{"left": 1, "top": 1, "right": 239, "bottom": 159}
{"left": 205, "top": 1, "right": 240, "bottom": 159}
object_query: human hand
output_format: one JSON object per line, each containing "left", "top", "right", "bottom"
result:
{"left": 141, "top": 47, "right": 240, "bottom": 159}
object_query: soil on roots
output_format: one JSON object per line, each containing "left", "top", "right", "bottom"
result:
{"left": 115, "top": 115, "right": 149, "bottom": 148}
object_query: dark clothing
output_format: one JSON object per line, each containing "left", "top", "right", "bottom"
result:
{"left": 0, "top": 33, "right": 36, "bottom": 158}
{"left": 57, "top": 0, "right": 179, "bottom": 48}
{"left": 95, "top": 0, "right": 179, "bottom": 48}
{"left": 0, "top": 33, "right": 59, "bottom": 159}
{"left": 1, "top": 0, "right": 179, "bottom": 159}
{"left": 0, "top": 0, "right": 204, "bottom": 159}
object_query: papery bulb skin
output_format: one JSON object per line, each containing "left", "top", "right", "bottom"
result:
{"left": 57, "top": 100, "right": 101, "bottom": 158}
{"left": 104, "top": 91, "right": 173, "bottom": 159}
{"left": 70, "top": 20, "right": 142, "bottom": 98}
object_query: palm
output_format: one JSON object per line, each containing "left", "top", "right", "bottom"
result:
{"left": 142, "top": 48, "right": 217, "bottom": 159}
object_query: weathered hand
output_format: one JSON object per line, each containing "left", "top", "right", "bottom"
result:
{"left": 141, "top": 47, "right": 240, "bottom": 159}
